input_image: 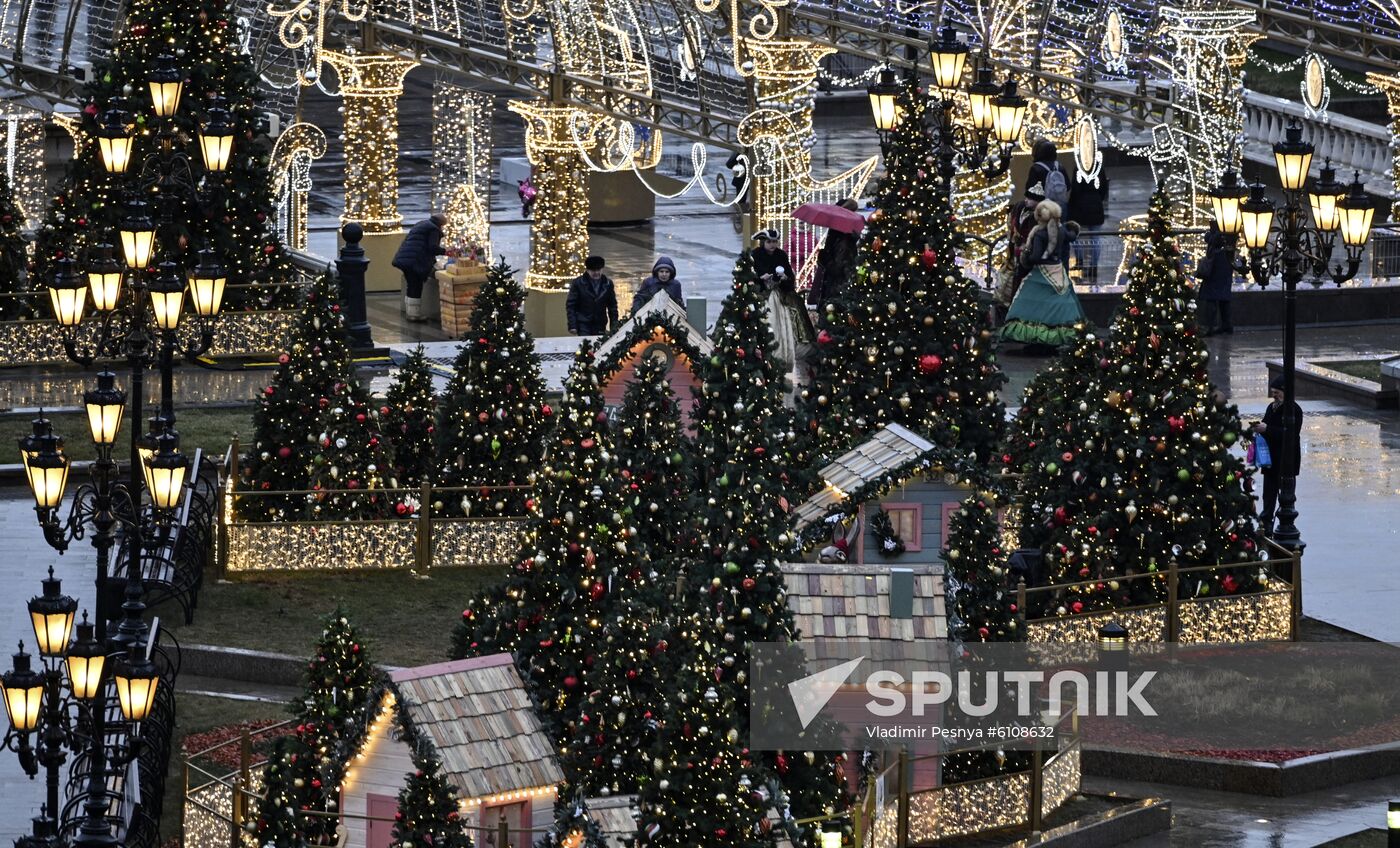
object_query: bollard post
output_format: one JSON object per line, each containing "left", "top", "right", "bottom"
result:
{"left": 498, "top": 815, "right": 510, "bottom": 848}
{"left": 1167, "top": 560, "right": 1180, "bottom": 642}
{"left": 416, "top": 481, "right": 433, "bottom": 573}
{"left": 895, "top": 749, "right": 909, "bottom": 848}
{"left": 338, "top": 223, "right": 374, "bottom": 349}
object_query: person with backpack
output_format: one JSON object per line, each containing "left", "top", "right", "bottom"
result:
{"left": 1028, "top": 139, "right": 1070, "bottom": 209}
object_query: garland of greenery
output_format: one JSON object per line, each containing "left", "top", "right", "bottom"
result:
{"left": 596, "top": 310, "right": 708, "bottom": 380}
{"left": 868, "top": 508, "right": 906, "bottom": 557}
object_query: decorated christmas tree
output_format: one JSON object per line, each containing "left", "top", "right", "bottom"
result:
{"left": 943, "top": 491, "right": 1017, "bottom": 643}
{"left": 0, "top": 171, "right": 33, "bottom": 321}
{"left": 688, "top": 255, "right": 845, "bottom": 822}
{"left": 614, "top": 354, "right": 694, "bottom": 565}
{"left": 306, "top": 379, "right": 394, "bottom": 519}
{"left": 1035, "top": 190, "right": 1262, "bottom": 614}
{"left": 454, "top": 343, "right": 649, "bottom": 739}
{"left": 1003, "top": 325, "right": 1108, "bottom": 551}
{"left": 435, "top": 260, "right": 550, "bottom": 516}
{"left": 391, "top": 752, "right": 475, "bottom": 848}
{"left": 635, "top": 625, "right": 770, "bottom": 848}
{"left": 296, "top": 608, "right": 379, "bottom": 755}
{"left": 241, "top": 273, "right": 357, "bottom": 520}
{"left": 802, "top": 88, "right": 1005, "bottom": 463}
{"left": 383, "top": 346, "right": 439, "bottom": 488}
{"left": 252, "top": 735, "right": 323, "bottom": 848}
{"left": 32, "top": 0, "right": 296, "bottom": 309}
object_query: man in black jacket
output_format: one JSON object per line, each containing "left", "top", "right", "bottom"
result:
{"left": 566, "top": 255, "right": 618, "bottom": 335}
{"left": 393, "top": 214, "right": 447, "bottom": 322}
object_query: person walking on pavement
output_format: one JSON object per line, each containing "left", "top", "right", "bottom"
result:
{"left": 632, "top": 256, "right": 683, "bottom": 313}
{"left": 1253, "top": 375, "right": 1303, "bottom": 535}
{"left": 393, "top": 213, "right": 447, "bottom": 322}
{"left": 1197, "top": 221, "right": 1236, "bottom": 335}
{"left": 567, "top": 255, "right": 619, "bottom": 336}
{"left": 1066, "top": 172, "right": 1109, "bottom": 285}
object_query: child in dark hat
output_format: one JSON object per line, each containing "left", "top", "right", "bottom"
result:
{"left": 750, "top": 229, "right": 793, "bottom": 288}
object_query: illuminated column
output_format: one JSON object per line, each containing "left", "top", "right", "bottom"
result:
{"left": 509, "top": 101, "right": 591, "bottom": 292}
{"left": 1365, "top": 72, "right": 1400, "bottom": 220}
{"left": 325, "top": 52, "right": 418, "bottom": 291}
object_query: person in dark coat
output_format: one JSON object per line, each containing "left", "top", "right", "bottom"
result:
{"left": 750, "top": 229, "right": 794, "bottom": 288}
{"left": 809, "top": 198, "right": 862, "bottom": 305}
{"left": 632, "top": 256, "right": 683, "bottom": 313}
{"left": 726, "top": 149, "right": 752, "bottom": 211}
{"left": 567, "top": 255, "right": 618, "bottom": 335}
{"left": 392, "top": 213, "right": 447, "bottom": 322}
{"left": 1253, "top": 375, "right": 1303, "bottom": 534}
{"left": 1196, "top": 221, "right": 1235, "bottom": 334}
{"left": 1066, "top": 174, "right": 1109, "bottom": 285}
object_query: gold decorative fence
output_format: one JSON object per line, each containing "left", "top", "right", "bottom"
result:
{"left": 218, "top": 443, "right": 529, "bottom": 573}
{"left": 0, "top": 308, "right": 300, "bottom": 365}
{"left": 864, "top": 708, "right": 1082, "bottom": 847}
{"left": 1017, "top": 540, "right": 1301, "bottom": 646}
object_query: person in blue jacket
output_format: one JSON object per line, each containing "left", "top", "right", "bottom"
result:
{"left": 632, "top": 256, "right": 683, "bottom": 313}
{"left": 392, "top": 213, "right": 447, "bottom": 322}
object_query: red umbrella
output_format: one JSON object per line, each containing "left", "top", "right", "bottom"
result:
{"left": 792, "top": 202, "right": 866, "bottom": 234}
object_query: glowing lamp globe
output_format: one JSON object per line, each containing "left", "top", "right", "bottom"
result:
{"left": 990, "top": 79, "right": 1028, "bottom": 146}
{"left": 148, "top": 55, "right": 184, "bottom": 118}
{"left": 1097, "top": 621, "right": 1128, "bottom": 653}
{"left": 1337, "top": 173, "right": 1376, "bottom": 249}
{"left": 24, "top": 432, "right": 69, "bottom": 511}
{"left": 17, "top": 416, "right": 54, "bottom": 479}
{"left": 142, "top": 431, "right": 188, "bottom": 511}
{"left": 1239, "top": 184, "right": 1276, "bottom": 251}
{"left": 96, "top": 109, "right": 135, "bottom": 175}
{"left": 48, "top": 257, "right": 88, "bottom": 327}
{"left": 119, "top": 203, "right": 157, "bottom": 270}
{"left": 929, "top": 24, "right": 968, "bottom": 92}
{"left": 867, "top": 68, "right": 903, "bottom": 132}
{"left": 84, "top": 371, "right": 126, "bottom": 448}
{"left": 28, "top": 568, "right": 76, "bottom": 658}
{"left": 821, "top": 830, "right": 843, "bottom": 848}
{"left": 198, "top": 105, "right": 235, "bottom": 173}
{"left": 1, "top": 645, "right": 43, "bottom": 733}
{"left": 188, "top": 248, "right": 227, "bottom": 317}
{"left": 114, "top": 655, "right": 159, "bottom": 723}
{"left": 1272, "top": 120, "right": 1314, "bottom": 193}
{"left": 65, "top": 616, "right": 105, "bottom": 701}
{"left": 966, "top": 64, "right": 999, "bottom": 132}
{"left": 1208, "top": 169, "right": 1248, "bottom": 236}
{"left": 86, "top": 243, "right": 123, "bottom": 313}
{"left": 147, "top": 262, "right": 186, "bottom": 331}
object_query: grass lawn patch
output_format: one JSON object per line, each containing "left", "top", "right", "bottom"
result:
{"left": 0, "top": 406, "right": 251, "bottom": 462}
{"left": 153, "top": 566, "right": 506, "bottom": 668}
{"left": 162, "top": 694, "right": 290, "bottom": 845}
{"left": 1315, "top": 360, "right": 1385, "bottom": 383}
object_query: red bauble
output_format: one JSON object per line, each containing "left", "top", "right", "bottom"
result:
{"left": 541, "top": 403, "right": 552, "bottom": 416}
{"left": 736, "top": 346, "right": 746, "bottom": 359}
{"left": 978, "top": 626, "right": 990, "bottom": 638}
{"left": 817, "top": 329, "right": 833, "bottom": 345}
{"left": 278, "top": 446, "right": 292, "bottom": 459}
{"left": 590, "top": 582, "right": 606, "bottom": 601}
{"left": 742, "top": 577, "right": 756, "bottom": 590}
{"left": 563, "top": 675, "right": 579, "bottom": 688}
{"left": 264, "top": 386, "right": 275, "bottom": 395}
{"left": 478, "top": 412, "right": 490, "bottom": 422}
{"left": 1071, "top": 601, "right": 1084, "bottom": 613}
{"left": 920, "top": 247, "right": 937, "bottom": 268}
{"left": 396, "top": 503, "right": 408, "bottom": 515}
{"left": 918, "top": 354, "right": 943, "bottom": 374}
{"left": 581, "top": 438, "right": 595, "bottom": 449}
{"left": 277, "top": 353, "right": 290, "bottom": 365}
{"left": 1061, "top": 451, "right": 1074, "bottom": 462}
{"left": 347, "top": 480, "right": 360, "bottom": 489}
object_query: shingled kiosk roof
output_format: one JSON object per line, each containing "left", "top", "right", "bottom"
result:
{"left": 795, "top": 423, "right": 939, "bottom": 530}
{"left": 389, "top": 654, "right": 564, "bottom": 800}
{"left": 581, "top": 795, "right": 641, "bottom": 848}
{"left": 593, "top": 293, "right": 712, "bottom": 370}
{"left": 781, "top": 562, "right": 947, "bottom": 643}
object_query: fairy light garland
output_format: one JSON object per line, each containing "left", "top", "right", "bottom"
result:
{"left": 325, "top": 50, "right": 419, "bottom": 233}
{"left": 432, "top": 81, "right": 493, "bottom": 260}
{"left": 269, "top": 122, "right": 327, "bottom": 251}
{"left": 510, "top": 100, "right": 592, "bottom": 290}
{"left": 0, "top": 103, "right": 44, "bottom": 229}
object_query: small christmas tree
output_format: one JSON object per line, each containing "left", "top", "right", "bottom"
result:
{"left": 252, "top": 735, "right": 321, "bottom": 848}
{"left": 635, "top": 631, "right": 769, "bottom": 848}
{"left": 454, "top": 343, "right": 648, "bottom": 738}
{"left": 1004, "top": 325, "right": 1108, "bottom": 551}
{"left": 1036, "top": 190, "right": 1262, "bottom": 614}
{"left": 688, "top": 255, "right": 845, "bottom": 821}
{"left": 383, "top": 346, "right": 439, "bottom": 488}
{"left": 802, "top": 88, "right": 1005, "bottom": 464}
{"left": 242, "top": 273, "right": 358, "bottom": 520}
{"left": 392, "top": 753, "right": 475, "bottom": 848}
{"left": 32, "top": 0, "right": 296, "bottom": 309}
{"left": 0, "top": 171, "right": 32, "bottom": 321}
{"left": 435, "top": 260, "right": 550, "bottom": 516}
{"left": 297, "top": 608, "right": 378, "bottom": 753}
{"left": 614, "top": 354, "right": 694, "bottom": 564}
{"left": 306, "top": 379, "right": 394, "bottom": 519}
{"left": 943, "top": 492, "right": 1017, "bottom": 643}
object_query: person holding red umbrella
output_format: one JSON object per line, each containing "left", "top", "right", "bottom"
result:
{"left": 808, "top": 198, "right": 864, "bottom": 305}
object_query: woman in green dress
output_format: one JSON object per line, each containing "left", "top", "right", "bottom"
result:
{"left": 1000, "top": 200, "right": 1085, "bottom": 347}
